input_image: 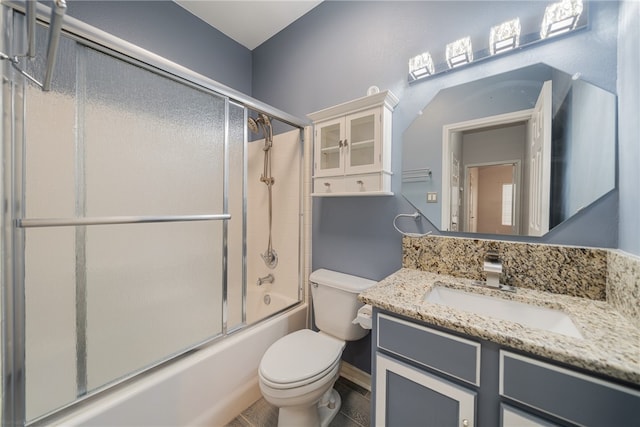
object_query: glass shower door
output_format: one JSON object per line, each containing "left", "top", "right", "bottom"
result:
{"left": 16, "top": 21, "right": 230, "bottom": 421}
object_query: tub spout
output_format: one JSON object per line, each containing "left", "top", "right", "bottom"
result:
{"left": 257, "top": 274, "right": 274, "bottom": 286}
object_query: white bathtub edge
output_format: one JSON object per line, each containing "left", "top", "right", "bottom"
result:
{"left": 53, "top": 304, "right": 307, "bottom": 426}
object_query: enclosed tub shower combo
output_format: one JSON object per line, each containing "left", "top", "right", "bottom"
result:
{"left": 0, "top": 2, "right": 309, "bottom": 425}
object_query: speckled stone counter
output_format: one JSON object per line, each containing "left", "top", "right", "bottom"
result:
{"left": 359, "top": 268, "right": 640, "bottom": 385}
{"left": 402, "top": 236, "right": 608, "bottom": 300}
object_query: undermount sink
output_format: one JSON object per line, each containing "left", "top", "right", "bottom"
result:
{"left": 424, "top": 286, "right": 583, "bottom": 339}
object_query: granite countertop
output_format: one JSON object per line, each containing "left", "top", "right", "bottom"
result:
{"left": 359, "top": 268, "right": 640, "bottom": 385}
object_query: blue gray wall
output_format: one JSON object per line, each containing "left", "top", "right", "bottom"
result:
{"left": 65, "top": 1, "right": 253, "bottom": 95}
{"left": 252, "top": 1, "right": 621, "bottom": 281}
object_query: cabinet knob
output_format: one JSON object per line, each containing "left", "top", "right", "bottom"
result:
{"left": 324, "top": 182, "right": 331, "bottom": 188}
{"left": 462, "top": 419, "right": 469, "bottom": 427}
{"left": 338, "top": 140, "right": 344, "bottom": 148}
{"left": 356, "top": 180, "right": 364, "bottom": 189}
{"left": 343, "top": 139, "right": 348, "bottom": 148}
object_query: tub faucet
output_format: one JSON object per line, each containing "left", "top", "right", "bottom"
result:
{"left": 257, "top": 274, "right": 274, "bottom": 286}
{"left": 483, "top": 252, "right": 502, "bottom": 288}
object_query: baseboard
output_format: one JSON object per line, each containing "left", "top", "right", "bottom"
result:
{"left": 340, "top": 361, "right": 371, "bottom": 392}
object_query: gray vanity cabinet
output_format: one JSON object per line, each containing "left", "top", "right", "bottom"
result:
{"left": 374, "top": 312, "right": 482, "bottom": 426}
{"left": 372, "top": 309, "right": 640, "bottom": 427}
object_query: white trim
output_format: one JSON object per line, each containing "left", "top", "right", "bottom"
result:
{"left": 441, "top": 109, "right": 533, "bottom": 231}
{"left": 377, "top": 313, "right": 481, "bottom": 387}
{"left": 375, "top": 353, "right": 476, "bottom": 427}
{"left": 340, "top": 362, "right": 371, "bottom": 392}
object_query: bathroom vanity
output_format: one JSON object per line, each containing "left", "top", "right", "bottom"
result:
{"left": 360, "top": 269, "right": 640, "bottom": 427}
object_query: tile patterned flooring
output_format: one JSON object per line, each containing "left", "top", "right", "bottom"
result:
{"left": 226, "top": 376, "right": 371, "bottom": 427}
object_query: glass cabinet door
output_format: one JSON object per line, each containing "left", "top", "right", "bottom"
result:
{"left": 315, "top": 117, "right": 344, "bottom": 177}
{"left": 346, "top": 108, "right": 380, "bottom": 173}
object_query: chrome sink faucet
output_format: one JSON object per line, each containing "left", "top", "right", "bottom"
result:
{"left": 483, "top": 252, "right": 502, "bottom": 288}
{"left": 479, "top": 252, "right": 516, "bottom": 292}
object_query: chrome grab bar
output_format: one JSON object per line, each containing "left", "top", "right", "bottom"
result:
{"left": 16, "top": 214, "right": 230, "bottom": 228}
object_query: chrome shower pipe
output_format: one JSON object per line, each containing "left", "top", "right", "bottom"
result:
{"left": 248, "top": 113, "right": 278, "bottom": 269}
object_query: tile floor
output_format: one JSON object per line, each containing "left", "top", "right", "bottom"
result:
{"left": 226, "top": 376, "right": 371, "bottom": 427}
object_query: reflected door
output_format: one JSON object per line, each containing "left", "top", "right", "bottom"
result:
{"left": 467, "top": 164, "right": 517, "bottom": 235}
{"left": 527, "top": 80, "right": 552, "bottom": 236}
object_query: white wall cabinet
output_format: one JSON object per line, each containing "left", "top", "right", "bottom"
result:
{"left": 308, "top": 91, "right": 398, "bottom": 196}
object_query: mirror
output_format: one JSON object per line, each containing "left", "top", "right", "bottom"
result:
{"left": 402, "top": 63, "right": 616, "bottom": 236}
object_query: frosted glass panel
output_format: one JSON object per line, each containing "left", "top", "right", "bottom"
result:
{"left": 23, "top": 24, "right": 77, "bottom": 218}
{"left": 86, "top": 221, "right": 223, "bottom": 389}
{"left": 24, "top": 228, "right": 77, "bottom": 421}
{"left": 227, "top": 103, "right": 246, "bottom": 330}
{"left": 83, "top": 48, "right": 225, "bottom": 216}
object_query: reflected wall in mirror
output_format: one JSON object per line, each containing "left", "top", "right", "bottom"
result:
{"left": 402, "top": 63, "right": 616, "bottom": 237}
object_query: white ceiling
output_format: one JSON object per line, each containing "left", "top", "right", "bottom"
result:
{"left": 175, "top": 1, "right": 324, "bottom": 50}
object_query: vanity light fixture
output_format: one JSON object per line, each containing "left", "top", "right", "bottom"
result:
{"left": 409, "top": 52, "right": 435, "bottom": 79}
{"left": 540, "top": 0, "right": 584, "bottom": 39}
{"left": 490, "top": 18, "right": 521, "bottom": 55}
{"left": 407, "top": 0, "right": 587, "bottom": 83}
{"left": 446, "top": 37, "right": 473, "bottom": 68}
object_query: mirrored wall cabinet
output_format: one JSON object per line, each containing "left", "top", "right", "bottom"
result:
{"left": 309, "top": 90, "right": 399, "bottom": 196}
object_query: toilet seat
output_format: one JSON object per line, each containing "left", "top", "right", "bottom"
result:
{"left": 259, "top": 330, "right": 345, "bottom": 390}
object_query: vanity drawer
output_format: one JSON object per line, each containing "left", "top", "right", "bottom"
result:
{"left": 344, "top": 173, "right": 384, "bottom": 193}
{"left": 377, "top": 313, "right": 481, "bottom": 386}
{"left": 313, "top": 176, "right": 345, "bottom": 194}
{"left": 500, "top": 351, "right": 640, "bottom": 426}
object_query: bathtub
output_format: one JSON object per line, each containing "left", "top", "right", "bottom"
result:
{"left": 55, "top": 303, "right": 307, "bottom": 426}
{"left": 246, "top": 289, "right": 300, "bottom": 325}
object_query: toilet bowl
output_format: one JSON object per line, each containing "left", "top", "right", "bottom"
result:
{"left": 259, "top": 329, "right": 345, "bottom": 426}
{"left": 258, "top": 269, "right": 376, "bottom": 427}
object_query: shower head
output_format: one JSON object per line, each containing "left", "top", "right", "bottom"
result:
{"left": 248, "top": 117, "right": 260, "bottom": 134}
{"left": 257, "top": 113, "right": 271, "bottom": 128}
{"left": 248, "top": 113, "right": 272, "bottom": 135}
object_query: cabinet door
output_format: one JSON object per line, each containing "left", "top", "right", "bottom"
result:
{"left": 314, "top": 117, "right": 344, "bottom": 177}
{"left": 345, "top": 108, "right": 380, "bottom": 174}
{"left": 376, "top": 353, "right": 476, "bottom": 427}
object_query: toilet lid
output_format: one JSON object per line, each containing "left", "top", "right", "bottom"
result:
{"left": 259, "top": 330, "right": 345, "bottom": 386}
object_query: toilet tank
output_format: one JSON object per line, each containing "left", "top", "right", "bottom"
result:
{"left": 309, "top": 269, "right": 376, "bottom": 341}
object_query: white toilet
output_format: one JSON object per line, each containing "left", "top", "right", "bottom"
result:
{"left": 258, "top": 269, "right": 375, "bottom": 427}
